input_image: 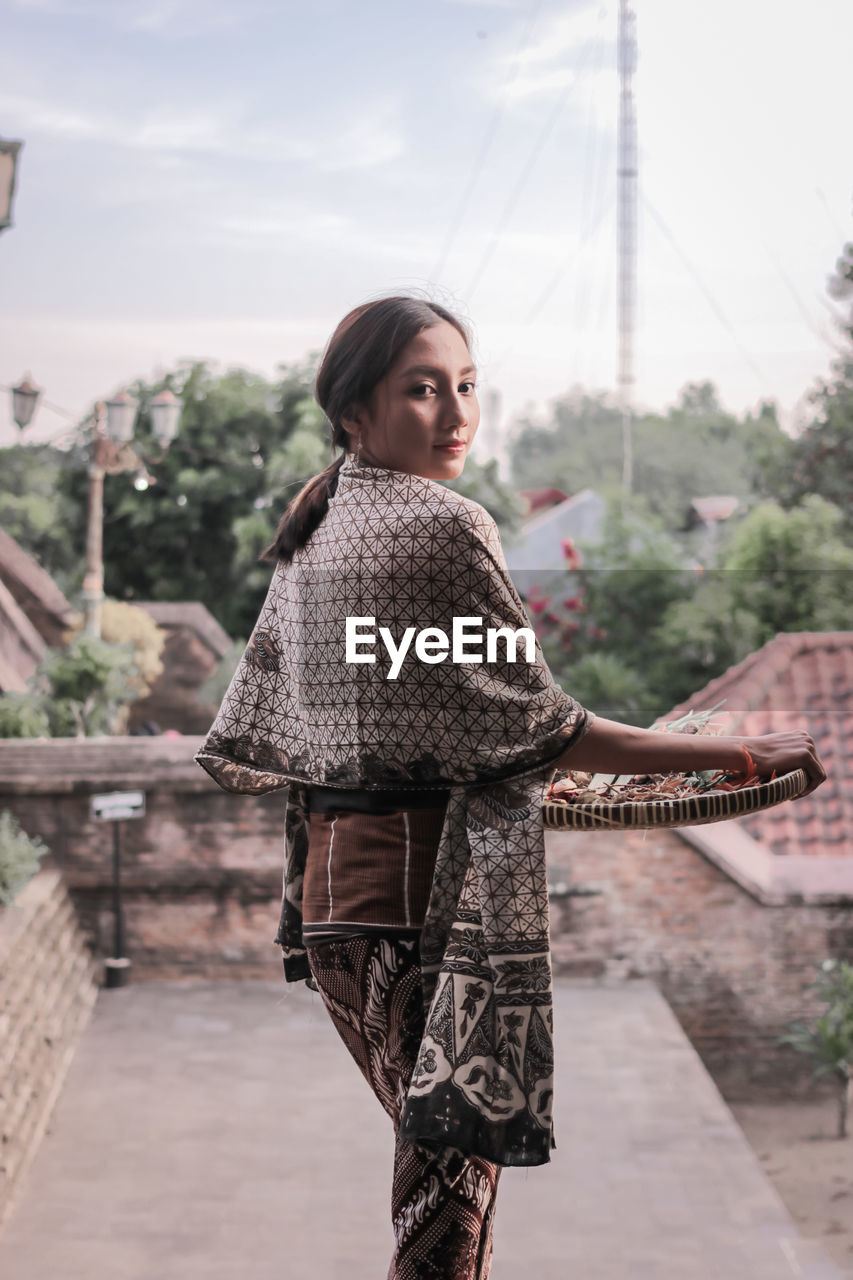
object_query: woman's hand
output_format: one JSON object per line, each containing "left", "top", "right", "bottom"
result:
{"left": 556, "top": 717, "right": 828, "bottom": 798}
{"left": 741, "top": 731, "right": 827, "bottom": 797}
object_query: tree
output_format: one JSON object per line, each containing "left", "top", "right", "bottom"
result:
{"left": 647, "top": 575, "right": 764, "bottom": 703}
{"left": 526, "top": 494, "right": 695, "bottom": 723}
{"left": 649, "top": 496, "right": 853, "bottom": 703}
{"left": 50, "top": 359, "right": 523, "bottom": 642}
{"left": 59, "top": 361, "right": 305, "bottom": 640}
{"left": 507, "top": 384, "right": 791, "bottom": 537}
{"left": 776, "top": 242, "right": 853, "bottom": 532}
{"left": 0, "top": 443, "right": 87, "bottom": 595}
{"left": 507, "top": 389, "right": 624, "bottom": 496}
{"left": 719, "top": 496, "right": 853, "bottom": 635}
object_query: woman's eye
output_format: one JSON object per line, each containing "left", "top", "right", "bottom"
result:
{"left": 460, "top": 381, "right": 477, "bottom": 394}
{"left": 411, "top": 384, "right": 435, "bottom": 397}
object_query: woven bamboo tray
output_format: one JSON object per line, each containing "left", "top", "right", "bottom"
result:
{"left": 541, "top": 768, "right": 809, "bottom": 831}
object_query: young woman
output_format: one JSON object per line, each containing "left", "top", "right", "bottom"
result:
{"left": 197, "top": 296, "right": 826, "bottom": 1280}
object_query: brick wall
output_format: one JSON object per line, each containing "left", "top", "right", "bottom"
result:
{"left": 546, "top": 825, "right": 853, "bottom": 1101}
{"left": 0, "top": 739, "right": 287, "bottom": 981}
{"left": 1, "top": 738, "right": 851, "bottom": 1101}
{"left": 0, "top": 867, "right": 98, "bottom": 1225}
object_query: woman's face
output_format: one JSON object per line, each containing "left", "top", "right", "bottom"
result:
{"left": 344, "top": 320, "right": 480, "bottom": 480}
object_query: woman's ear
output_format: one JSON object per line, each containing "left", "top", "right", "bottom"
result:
{"left": 340, "top": 404, "right": 364, "bottom": 435}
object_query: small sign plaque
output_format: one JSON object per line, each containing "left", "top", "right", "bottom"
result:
{"left": 91, "top": 791, "right": 146, "bottom": 822}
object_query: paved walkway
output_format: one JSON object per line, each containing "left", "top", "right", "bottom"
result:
{"left": 0, "top": 978, "right": 843, "bottom": 1280}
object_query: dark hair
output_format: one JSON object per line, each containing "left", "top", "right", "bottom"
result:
{"left": 261, "top": 295, "right": 471, "bottom": 564}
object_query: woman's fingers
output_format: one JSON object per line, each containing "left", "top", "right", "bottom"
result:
{"left": 743, "top": 731, "right": 827, "bottom": 796}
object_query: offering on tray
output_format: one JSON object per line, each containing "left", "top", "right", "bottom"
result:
{"left": 545, "top": 703, "right": 768, "bottom": 808}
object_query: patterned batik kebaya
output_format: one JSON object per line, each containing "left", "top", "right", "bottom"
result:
{"left": 195, "top": 449, "right": 595, "bottom": 1166}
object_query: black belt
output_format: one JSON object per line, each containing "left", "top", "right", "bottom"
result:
{"left": 306, "top": 785, "right": 451, "bottom": 815}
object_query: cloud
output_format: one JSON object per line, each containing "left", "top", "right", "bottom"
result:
{"left": 208, "top": 206, "right": 433, "bottom": 264}
{"left": 513, "top": 3, "right": 609, "bottom": 67}
{"left": 0, "top": 90, "right": 405, "bottom": 171}
{"left": 443, "top": 0, "right": 524, "bottom": 8}
{"left": 493, "top": 2, "right": 613, "bottom": 102}
{"left": 6, "top": 0, "right": 277, "bottom": 36}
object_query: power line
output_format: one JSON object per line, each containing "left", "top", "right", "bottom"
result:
{"left": 572, "top": 23, "right": 609, "bottom": 381}
{"left": 523, "top": 192, "right": 614, "bottom": 327}
{"left": 640, "top": 191, "right": 768, "bottom": 387}
{"left": 0, "top": 382, "right": 79, "bottom": 423}
{"left": 464, "top": 28, "right": 604, "bottom": 303}
{"left": 815, "top": 186, "right": 847, "bottom": 246}
{"left": 763, "top": 242, "right": 836, "bottom": 350}
{"left": 484, "top": 192, "right": 614, "bottom": 391}
{"left": 430, "top": 0, "right": 545, "bottom": 283}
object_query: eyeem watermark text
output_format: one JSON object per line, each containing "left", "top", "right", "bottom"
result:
{"left": 346, "top": 616, "right": 536, "bottom": 680}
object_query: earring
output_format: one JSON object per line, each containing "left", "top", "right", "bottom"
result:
{"left": 355, "top": 434, "right": 363, "bottom": 466}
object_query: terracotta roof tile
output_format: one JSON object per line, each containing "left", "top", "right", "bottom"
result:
{"left": 666, "top": 632, "right": 853, "bottom": 858}
{"left": 518, "top": 487, "right": 570, "bottom": 515}
{"left": 134, "top": 602, "right": 232, "bottom": 658}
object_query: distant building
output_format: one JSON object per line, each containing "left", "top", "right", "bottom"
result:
{"left": 518, "top": 486, "right": 570, "bottom": 517}
{"left": 686, "top": 494, "right": 740, "bottom": 566}
{"left": 0, "top": 527, "right": 75, "bottom": 691}
{"left": 130, "top": 602, "right": 233, "bottom": 734}
{"left": 503, "top": 489, "right": 607, "bottom": 576}
{"left": 668, "top": 630, "right": 851, "bottom": 863}
{"left": 546, "top": 629, "right": 853, "bottom": 1096}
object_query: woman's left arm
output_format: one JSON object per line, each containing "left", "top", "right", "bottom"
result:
{"left": 554, "top": 716, "right": 827, "bottom": 797}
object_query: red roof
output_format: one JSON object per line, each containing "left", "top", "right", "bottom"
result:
{"left": 666, "top": 632, "right": 853, "bottom": 858}
{"left": 518, "top": 487, "right": 569, "bottom": 516}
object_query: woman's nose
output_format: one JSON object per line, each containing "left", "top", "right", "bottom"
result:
{"left": 445, "top": 390, "right": 468, "bottom": 426}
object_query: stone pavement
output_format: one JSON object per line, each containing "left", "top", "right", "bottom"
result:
{"left": 0, "top": 977, "right": 843, "bottom": 1280}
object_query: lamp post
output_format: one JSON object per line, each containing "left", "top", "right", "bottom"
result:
{"left": 8, "top": 381, "right": 182, "bottom": 637}
{"left": 11, "top": 375, "right": 40, "bottom": 430}
{"left": 82, "top": 396, "right": 141, "bottom": 638}
{"left": 0, "top": 138, "right": 23, "bottom": 234}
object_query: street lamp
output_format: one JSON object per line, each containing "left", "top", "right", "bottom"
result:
{"left": 7, "top": 380, "right": 182, "bottom": 638}
{"left": 104, "top": 390, "right": 138, "bottom": 444}
{"left": 0, "top": 138, "right": 23, "bottom": 234}
{"left": 11, "top": 375, "right": 40, "bottom": 430}
{"left": 149, "top": 389, "right": 182, "bottom": 448}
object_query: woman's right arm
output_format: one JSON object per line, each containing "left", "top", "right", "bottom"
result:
{"left": 554, "top": 715, "right": 827, "bottom": 797}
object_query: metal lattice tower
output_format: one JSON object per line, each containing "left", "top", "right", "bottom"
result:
{"left": 617, "top": 0, "right": 637, "bottom": 494}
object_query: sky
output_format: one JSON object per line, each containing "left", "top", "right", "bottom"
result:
{"left": 0, "top": 0, "right": 851, "bottom": 457}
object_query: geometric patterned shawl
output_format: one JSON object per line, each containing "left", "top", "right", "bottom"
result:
{"left": 195, "top": 450, "right": 594, "bottom": 1166}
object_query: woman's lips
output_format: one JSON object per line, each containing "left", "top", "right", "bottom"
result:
{"left": 435, "top": 442, "right": 465, "bottom": 452}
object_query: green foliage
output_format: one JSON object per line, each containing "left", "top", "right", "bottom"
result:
{"left": 775, "top": 243, "right": 853, "bottom": 531}
{"left": 719, "top": 495, "right": 853, "bottom": 635}
{"left": 49, "top": 359, "right": 520, "bottom": 642}
{"left": 0, "top": 811, "right": 48, "bottom": 906}
{"left": 92, "top": 601, "right": 165, "bottom": 697}
{"left": 779, "top": 959, "right": 853, "bottom": 1138}
{"left": 549, "top": 651, "right": 654, "bottom": 724}
{"left": 0, "top": 691, "right": 51, "bottom": 738}
{"left": 0, "top": 631, "right": 142, "bottom": 740}
{"left": 507, "top": 383, "right": 791, "bottom": 536}
{"left": 647, "top": 576, "right": 764, "bottom": 701}
{"left": 640, "top": 497, "right": 851, "bottom": 710}
{"left": 518, "top": 485, "right": 852, "bottom": 724}
{"left": 37, "top": 633, "right": 139, "bottom": 737}
{"left": 526, "top": 495, "right": 695, "bottom": 722}
{"left": 0, "top": 444, "right": 87, "bottom": 595}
